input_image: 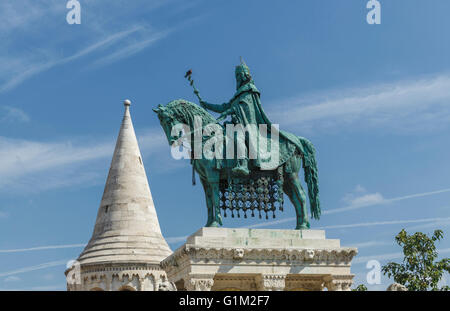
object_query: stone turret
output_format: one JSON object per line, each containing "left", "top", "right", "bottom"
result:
{"left": 66, "top": 100, "right": 172, "bottom": 291}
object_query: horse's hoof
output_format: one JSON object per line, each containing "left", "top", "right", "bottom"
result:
{"left": 296, "top": 224, "right": 310, "bottom": 230}
{"left": 208, "top": 221, "right": 221, "bottom": 228}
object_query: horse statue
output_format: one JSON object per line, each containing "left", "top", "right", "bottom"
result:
{"left": 153, "top": 99, "right": 320, "bottom": 230}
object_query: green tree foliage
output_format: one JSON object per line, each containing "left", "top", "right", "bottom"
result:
{"left": 382, "top": 229, "right": 450, "bottom": 291}
{"left": 352, "top": 284, "right": 368, "bottom": 291}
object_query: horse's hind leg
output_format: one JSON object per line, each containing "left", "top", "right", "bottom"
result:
{"left": 283, "top": 172, "right": 310, "bottom": 230}
{"left": 200, "top": 178, "right": 214, "bottom": 227}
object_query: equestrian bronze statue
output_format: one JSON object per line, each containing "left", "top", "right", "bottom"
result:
{"left": 153, "top": 62, "right": 320, "bottom": 229}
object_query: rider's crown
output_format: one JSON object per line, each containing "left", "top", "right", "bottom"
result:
{"left": 235, "top": 58, "right": 250, "bottom": 75}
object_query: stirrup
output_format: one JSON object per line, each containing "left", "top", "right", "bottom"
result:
{"left": 232, "top": 166, "right": 250, "bottom": 176}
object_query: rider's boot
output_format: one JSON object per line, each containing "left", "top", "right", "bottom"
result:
{"left": 232, "top": 159, "right": 250, "bottom": 176}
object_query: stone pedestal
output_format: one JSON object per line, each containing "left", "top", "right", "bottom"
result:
{"left": 161, "top": 227, "right": 357, "bottom": 291}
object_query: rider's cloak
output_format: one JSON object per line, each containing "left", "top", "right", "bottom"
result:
{"left": 210, "top": 79, "right": 306, "bottom": 170}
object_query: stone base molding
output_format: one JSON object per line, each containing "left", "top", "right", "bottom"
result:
{"left": 161, "top": 227, "right": 358, "bottom": 291}
{"left": 323, "top": 274, "right": 354, "bottom": 291}
{"left": 184, "top": 274, "right": 215, "bottom": 291}
{"left": 285, "top": 275, "right": 326, "bottom": 291}
{"left": 256, "top": 274, "right": 287, "bottom": 291}
{"left": 65, "top": 262, "right": 175, "bottom": 291}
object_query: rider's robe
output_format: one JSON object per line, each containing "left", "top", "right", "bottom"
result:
{"left": 203, "top": 80, "right": 305, "bottom": 170}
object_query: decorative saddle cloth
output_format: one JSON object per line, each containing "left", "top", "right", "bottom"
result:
{"left": 219, "top": 167, "right": 285, "bottom": 220}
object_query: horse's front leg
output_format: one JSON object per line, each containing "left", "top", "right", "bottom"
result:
{"left": 200, "top": 178, "right": 214, "bottom": 227}
{"left": 210, "top": 182, "right": 223, "bottom": 227}
{"left": 283, "top": 172, "right": 310, "bottom": 230}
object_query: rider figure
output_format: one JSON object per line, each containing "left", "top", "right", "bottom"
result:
{"left": 200, "top": 60, "right": 271, "bottom": 176}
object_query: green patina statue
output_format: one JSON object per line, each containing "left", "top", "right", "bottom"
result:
{"left": 153, "top": 61, "right": 320, "bottom": 229}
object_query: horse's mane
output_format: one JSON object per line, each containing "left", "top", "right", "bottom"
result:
{"left": 166, "top": 99, "right": 217, "bottom": 125}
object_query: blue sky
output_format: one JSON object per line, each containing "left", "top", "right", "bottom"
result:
{"left": 0, "top": 0, "right": 449, "bottom": 290}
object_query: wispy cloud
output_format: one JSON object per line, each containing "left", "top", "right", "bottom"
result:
{"left": 0, "top": 25, "right": 168, "bottom": 93}
{"left": 0, "top": 59, "right": 57, "bottom": 94}
{"left": 138, "top": 128, "right": 168, "bottom": 152}
{"left": 0, "top": 0, "right": 63, "bottom": 34}
{"left": 341, "top": 192, "right": 385, "bottom": 210}
{"left": 0, "top": 128, "right": 166, "bottom": 192}
{"left": 3, "top": 276, "right": 20, "bottom": 283}
{"left": 210, "top": 213, "right": 450, "bottom": 243}
{"left": 347, "top": 241, "right": 391, "bottom": 249}
{"left": 0, "top": 260, "right": 68, "bottom": 278}
{"left": 92, "top": 28, "right": 172, "bottom": 67}
{"left": 63, "top": 26, "right": 145, "bottom": 62}
{"left": 318, "top": 216, "right": 450, "bottom": 230}
{"left": 243, "top": 186, "right": 450, "bottom": 228}
{"left": 0, "top": 106, "right": 30, "bottom": 123}
{"left": 234, "top": 186, "right": 450, "bottom": 229}
{"left": 353, "top": 248, "right": 450, "bottom": 264}
{"left": 0, "top": 244, "right": 85, "bottom": 254}
{"left": 25, "top": 284, "right": 65, "bottom": 291}
{"left": 269, "top": 74, "right": 450, "bottom": 133}
{"left": 1, "top": 217, "right": 448, "bottom": 256}
{"left": 0, "top": 0, "right": 188, "bottom": 94}
{"left": 245, "top": 215, "right": 450, "bottom": 231}
{"left": 0, "top": 238, "right": 188, "bottom": 254}
{"left": 403, "top": 217, "right": 450, "bottom": 231}
{"left": 0, "top": 136, "right": 113, "bottom": 190}
{"left": 325, "top": 187, "right": 450, "bottom": 215}
{"left": 0, "top": 284, "right": 66, "bottom": 291}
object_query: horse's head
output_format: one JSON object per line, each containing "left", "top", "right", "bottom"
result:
{"left": 153, "top": 104, "right": 181, "bottom": 146}
{"left": 153, "top": 99, "right": 219, "bottom": 147}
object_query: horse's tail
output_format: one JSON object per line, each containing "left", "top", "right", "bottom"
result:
{"left": 298, "top": 137, "right": 321, "bottom": 220}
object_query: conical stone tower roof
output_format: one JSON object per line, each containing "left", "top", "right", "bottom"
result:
{"left": 77, "top": 100, "right": 172, "bottom": 265}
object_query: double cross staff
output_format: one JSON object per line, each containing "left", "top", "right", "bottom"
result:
{"left": 185, "top": 69, "right": 203, "bottom": 104}
{"left": 184, "top": 69, "right": 202, "bottom": 186}
{"left": 185, "top": 70, "right": 228, "bottom": 122}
